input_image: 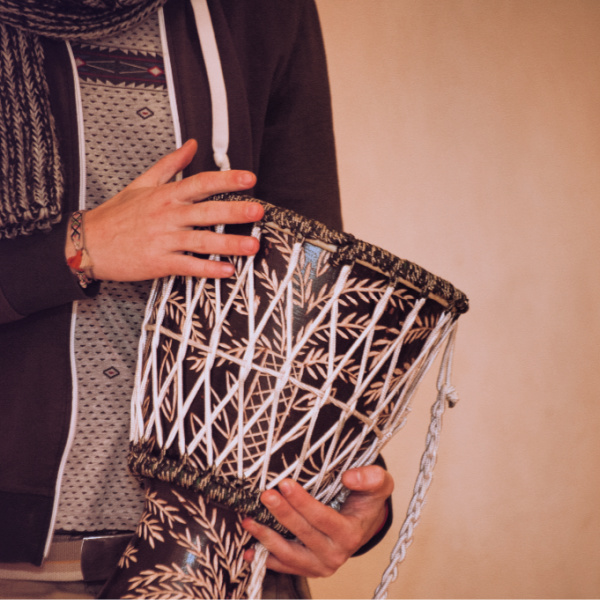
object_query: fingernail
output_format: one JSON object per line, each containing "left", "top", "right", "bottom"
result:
{"left": 261, "top": 490, "right": 280, "bottom": 508}
{"left": 345, "top": 469, "right": 362, "bottom": 487}
{"left": 239, "top": 172, "right": 255, "bottom": 186}
{"left": 246, "top": 203, "right": 263, "bottom": 220}
{"left": 215, "top": 263, "right": 235, "bottom": 278}
{"left": 182, "top": 139, "right": 197, "bottom": 151}
{"left": 279, "top": 480, "right": 293, "bottom": 497}
{"left": 241, "top": 237, "right": 258, "bottom": 253}
{"left": 242, "top": 517, "right": 257, "bottom": 532}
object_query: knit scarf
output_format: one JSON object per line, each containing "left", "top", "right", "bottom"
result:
{"left": 0, "top": 0, "right": 168, "bottom": 239}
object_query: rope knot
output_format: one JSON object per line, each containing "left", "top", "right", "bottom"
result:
{"left": 442, "top": 384, "right": 460, "bottom": 408}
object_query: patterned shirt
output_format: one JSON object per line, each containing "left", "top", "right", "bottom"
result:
{"left": 56, "top": 14, "right": 176, "bottom": 532}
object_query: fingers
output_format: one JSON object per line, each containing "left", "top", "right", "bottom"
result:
{"left": 241, "top": 517, "right": 340, "bottom": 578}
{"left": 81, "top": 138, "right": 264, "bottom": 282}
{"left": 337, "top": 466, "right": 393, "bottom": 546}
{"left": 177, "top": 199, "right": 263, "bottom": 228}
{"left": 171, "top": 168, "right": 256, "bottom": 203}
{"left": 262, "top": 481, "right": 347, "bottom": 544}
{"left": 163, "top": 254, "right": 237, "bottom": 279}
{"left": 160, "top": 203, "right": 262, "bottom": 279}
{"left": 241, "top": 469, "right": 395, "bottom": 579}
{"left": 241, "top": 481, "right": 358, "bottom": 578}
{"left": 177, "top": 229, "right": 260, "bottom": 257}
{"left": 162, "top": 231, "right": 260, "bottom": 279}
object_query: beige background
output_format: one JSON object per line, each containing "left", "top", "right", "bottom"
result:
{"left": 310, "top": 1, "right": 600, "bottom": 598}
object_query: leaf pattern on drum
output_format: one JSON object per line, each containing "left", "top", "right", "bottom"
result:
{"left": 110, "top": 481, "right": 252, "bottom": 600}
{"left": 132, "top": 219, "right": 444, "bottom": 517}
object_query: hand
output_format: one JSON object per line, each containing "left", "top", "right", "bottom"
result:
{"left": 242, "top": 465, "right": 394, "bottom": 578}
{"left": 68, "top": 139, "right": 264, "bottom": 282}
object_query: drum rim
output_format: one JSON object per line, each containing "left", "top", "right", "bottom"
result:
{"left": 209, "top": 193, "right": 469, "bottom": 315}
{"left": 128, "top": 441, "right": 293, "bottom": 537}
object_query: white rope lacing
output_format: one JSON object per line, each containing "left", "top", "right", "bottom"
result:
{"left": 207, "top": 261, "right": 353, "bottom": 473}
{"left": 131, "top": 227, "right": 463, "bottom": 599}
{"left": 188, "top": 239, "right": 302, "bottom": 461}
{"left": 170, "top": 234, "right": 259, "bottom": 455}
{"left": 132, "top": 276, "right": 175, "bottom": 445}
{"left": 306, "top": 308, "right": 456, "bottom": 515}
{"left": 247, "top": 543, "right": 269, "bottom": 600}
{"left": 309, "top": 295, "right": 427, "bottom": 500}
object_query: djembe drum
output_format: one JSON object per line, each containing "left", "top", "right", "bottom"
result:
{"left": 99, "top": 195, "right": 468, "bottom": 599}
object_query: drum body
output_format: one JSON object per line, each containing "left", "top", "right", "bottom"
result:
{"left": 100, "top": 195, "right": 468, "bottom": 599}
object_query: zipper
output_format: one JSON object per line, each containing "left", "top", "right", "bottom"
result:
{"left": 42, "top": 40, "right": 87, "bottom": 559}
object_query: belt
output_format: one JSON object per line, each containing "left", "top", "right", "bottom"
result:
{"left": 0, "top": 533, "right": 132, "bottom": 583}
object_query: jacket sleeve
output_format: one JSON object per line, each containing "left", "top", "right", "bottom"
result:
{"left": 253, "top": 0, "right": 342, "bottom": 230}
{"left": 0, "top": 221, "right": 97, "bottom": 324}
{"left": 214, "top": 0, "right": 342, "bottom": 230}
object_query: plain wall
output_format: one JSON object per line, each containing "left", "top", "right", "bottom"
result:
{"left": 310, "top": 1, "right": 600, "bottom": 598}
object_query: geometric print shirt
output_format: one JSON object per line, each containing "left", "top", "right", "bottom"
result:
{"left": 55, "top": 13, "right": 177, "bottom": 532}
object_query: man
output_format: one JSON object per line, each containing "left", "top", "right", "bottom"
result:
{"left": 0, "top": 0, "right": 393, "bottom": 597}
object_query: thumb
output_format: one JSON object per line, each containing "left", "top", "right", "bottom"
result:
{"left": 130, "top": 138, "right": 198, "bottom": 188}
{"left": 342, "top": 465, "right": 394, "bottom": 499}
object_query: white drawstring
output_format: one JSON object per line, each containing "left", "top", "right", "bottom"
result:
{"left": 190, "top": 0, "right": 231, "bottom": 171}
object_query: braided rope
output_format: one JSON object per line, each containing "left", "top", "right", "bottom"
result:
{"left": 373, "top": 325, "right": 459, "bottom": 599}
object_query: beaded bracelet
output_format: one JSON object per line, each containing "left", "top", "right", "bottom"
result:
{"left": 66, "top": 210, "right": 96, "bottom": 288}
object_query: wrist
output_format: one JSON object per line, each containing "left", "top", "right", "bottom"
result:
{"left": 65, "top": 210, "right": 96, "bottom": 288}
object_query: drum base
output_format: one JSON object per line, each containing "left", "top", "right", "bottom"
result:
{"left": 98, "top": 479, "right": 253, "bottom": 599}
